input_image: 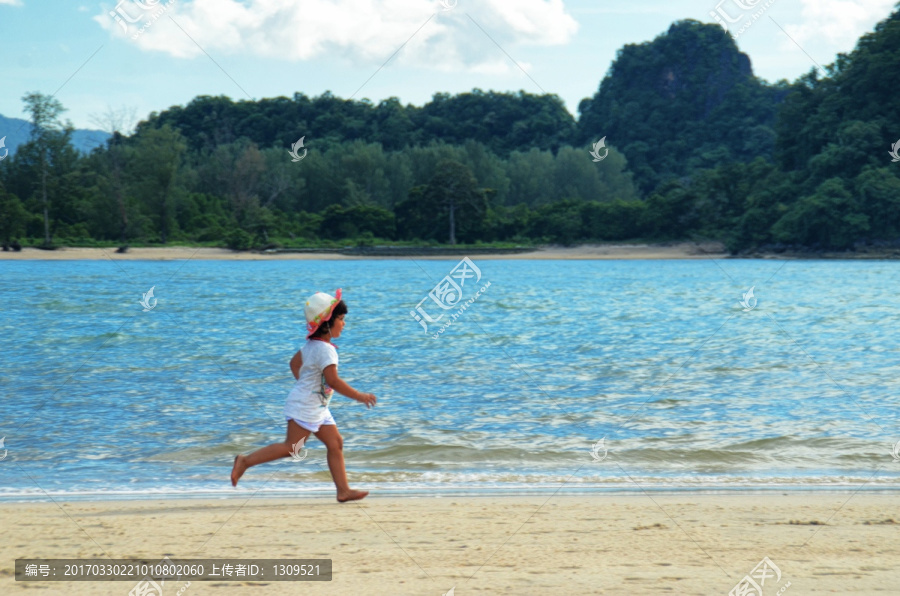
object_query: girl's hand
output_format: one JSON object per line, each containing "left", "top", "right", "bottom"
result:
{"left": 357, "top": 392, "right": 377, "bottom": 408}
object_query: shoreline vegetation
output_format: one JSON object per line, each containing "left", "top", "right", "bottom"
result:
{"left": 5, "top": 14, "right": 900, "bottom": 259}
{"left": 5, "top": 240, "right": 900, "bottom": 260}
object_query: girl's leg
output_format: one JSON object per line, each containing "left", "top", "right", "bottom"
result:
{"left": 231, "top": 420, "right": 311, "bottom": 486}
{"left": 314, "top": 424, "right": 368, "bottom": 502}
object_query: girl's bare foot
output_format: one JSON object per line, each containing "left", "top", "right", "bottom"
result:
{"left": 337, "top": 489, "right": 368, "bottom": 503}
{"left": 231, "top": 455, "right": 248, "bottom": 487}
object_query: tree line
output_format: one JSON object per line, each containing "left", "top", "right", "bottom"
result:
{"left": 2, "top": 6, "right": 899, "bottom": 252}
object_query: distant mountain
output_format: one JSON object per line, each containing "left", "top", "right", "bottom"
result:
{"left": 0, "top": 114, "right": 109, "bottom": 156}
{"left": 577, "top": 19, "right": 789, "bottom": 194}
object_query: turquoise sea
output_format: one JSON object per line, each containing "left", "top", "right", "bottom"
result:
{"left": 1, "top": 257, "right": 899, "bottom": 500}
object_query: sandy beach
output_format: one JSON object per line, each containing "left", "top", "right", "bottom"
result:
{"left": 0, "top": 242, "right": 728, "bottom": 261}
{"left": 2, "top": 493, "right": 897, "bottom": 595}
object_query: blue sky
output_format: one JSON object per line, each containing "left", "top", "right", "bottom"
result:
{"left": 1, "top": 0, "right": 896, "bottom": 130}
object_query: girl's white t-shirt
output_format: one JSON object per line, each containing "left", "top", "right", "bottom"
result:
{"left": 284, "top": 339, "right": 339, "bottom": 424}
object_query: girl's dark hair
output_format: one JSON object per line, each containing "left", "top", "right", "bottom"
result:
{"left": 309, "top": 300, "right": 348, "bottom": 338}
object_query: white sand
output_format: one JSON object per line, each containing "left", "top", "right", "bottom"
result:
{"left": 2, "top": 493, "right": 897, "bottom": 594}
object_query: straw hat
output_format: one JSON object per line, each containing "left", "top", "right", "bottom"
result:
{"left": 305, "top": 289, "right": 342, "bottom": 338}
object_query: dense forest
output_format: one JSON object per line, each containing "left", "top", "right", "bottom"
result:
{"left": 2, "top": 6, "right": 900, "bottom": 253}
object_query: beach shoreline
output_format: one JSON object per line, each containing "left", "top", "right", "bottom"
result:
{"left": 3, "top": 241, "right": 899, "bottom": 261}
{"left": 0, "top": 242, "right": 727, "bottom": 261}
{"left": 3, "top": 493, "right": 897, "bottom": 594}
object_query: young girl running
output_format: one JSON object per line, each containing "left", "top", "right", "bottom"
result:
{"left": 230, "top": 289, "right": 376, "bottom": 502}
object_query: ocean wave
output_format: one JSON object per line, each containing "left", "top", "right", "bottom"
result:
{"left": 3, "top": 475, "right": 900, "bottom": 503}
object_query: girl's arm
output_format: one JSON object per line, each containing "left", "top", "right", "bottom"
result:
{"left": 323, "top": 364, "right": 376, "bottom": 408}
{"left": 289, "top": 350, "right": 303, "bottom": 380}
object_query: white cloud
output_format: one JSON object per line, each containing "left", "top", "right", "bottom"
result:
{"left": 785, "top": 0, "right": 896, "bottom": 48}
{"left": 0, "top": 0, "right": 23, "bottom": 6}
{"left": 94, "top": 0, "right": 577, "bottom": 72}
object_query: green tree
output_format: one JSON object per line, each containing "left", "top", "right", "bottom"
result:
{"left": 730, "top": 163, "right": 793, "bottom": 252}
{"left": 21, "top": 92, "right": 72, "bottom": 245}
{"left": 854, "top": 167, "right": 900, "bottom": 241}
{"left": 129, "top": 125, "right": 187, "bottom": 243}
{"left": 639, "top": 181, "right": 700, "bottom": 240}
{"left": 771, "top": 178, "right": 869, "bottom": 249}
{"left": 425, "top": 160, "right": 487, "bottom": 244}
{"left": 0, "top": 184, "right": 27, "bottom": 245}
{"left": 582, "top": 199, "right": 647, "bottom": 240}
{"left": 394, "top": 161, "right": 488, "bottom": 243}
{"left": 552, "top": 146, "right": 638, "bottom": 202}
{"left": 527, "top": 199, "right": 584, "bottom": 244}
{"left": 318, "top": 204, "right": 396, "bottom": 240}
{"left": 395, "top": 185, "right": 431, "bottom": 241}
{"left": 483, "top": 203, "right": 531, "bottom": 241}
{"left": 338, "top": 141, "right": 391, "bottom": 207}
{"left": 505, "top": 148, "right": 555, "bottom": 206}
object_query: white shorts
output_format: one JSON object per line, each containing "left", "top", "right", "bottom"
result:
{"left": 286, "top": 411, "right": 336, "bottom": 432}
